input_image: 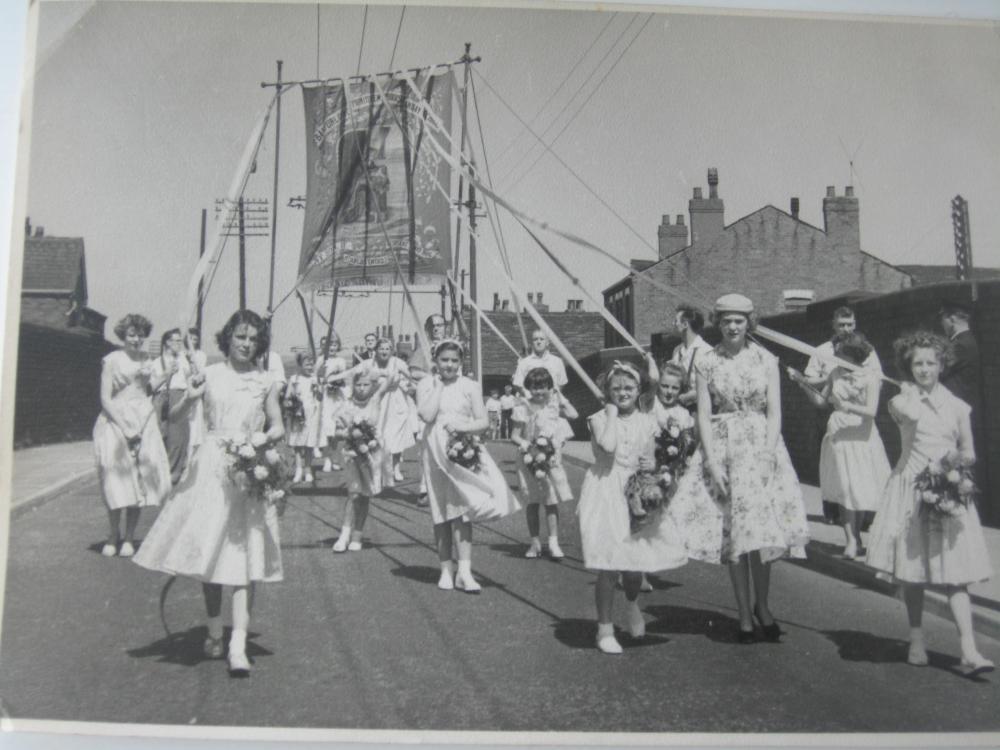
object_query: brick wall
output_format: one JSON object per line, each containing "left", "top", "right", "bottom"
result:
{"left": 14, "top": 325, "right": 114, "bottom": 447}
{"left": 628, "top": 204, "right": 911, "bottom": 343}
{"left": 759, "top": 280, "right": 1000, "bottom": 527}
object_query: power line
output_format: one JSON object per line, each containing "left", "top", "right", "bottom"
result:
{"left": 388, "top": 6, "right": 406, "bottom": 71}
{"left": 474, "top": 61, "right": 659, "bottom": 256}
{"left": 507, "top": 13, "right": 653, "bottom": 191}
{"left": 499, "top": 14, "right": 638, "bottom": 184}
{"left": 494, "top": 12, "right": 618, "bottom": 163}
{"left": 356, "top": 5, "right": 369, "bottom": 76}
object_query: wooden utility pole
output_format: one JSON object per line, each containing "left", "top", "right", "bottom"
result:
{"left": 267, "top": 60, "right": 283, "bottom": 312}
{"left": 196, "top": 208, "right": 206, "bottom": 337}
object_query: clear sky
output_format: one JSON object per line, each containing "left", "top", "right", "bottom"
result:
{"left": 22, "top": 0, "right": 1000, "bottom": 357}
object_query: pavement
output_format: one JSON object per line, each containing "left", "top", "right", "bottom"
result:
{"left": 1, "top": 440, "right": 999, "bottom": 732}
{"left": 562, "top": 441, "right": 1000, "bottom": 642}
{"left": 8, "top": 441, "right": 97, "bottom": 519}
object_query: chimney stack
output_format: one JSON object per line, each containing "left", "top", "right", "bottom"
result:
{"left": 658, "top": 214, "right": 688, "bottom": 259}
{"left": 790, "top": 197, "right": 800, "bottom": 219}
{"left": 501, "top": 299, "right": 510, "bottom": 311}
{"left": 823, "top": 185, "right": 861, "bottom": 262}
{"left": 527, "top": 293, "right": 534, "bottom": 305}
{"left": 34, "top": 226, "right": 44, "bottom": 237}
{"left": 493, "top": 292, "right": 500, "bottom": 311}
{"left": 689, "top": 168, "right": 724, "bottom": 246}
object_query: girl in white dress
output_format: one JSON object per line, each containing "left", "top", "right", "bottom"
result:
{"left": 791, "top": 332, "right": 890, "bottom": 559}
{"left": 332, "top": 369, "right": 390, "bottom": 553}
{"left": 578, "top": 361, "right": 688, "bottom": 654}
{"left": 134, "top": 310, "right": 285, "bottom": 678}
{"left": 866, "top": 332, "right": 994, "bottom": 676}
{"left": 286, "top": 352, "right": 321, "bottom": 484}
{"left": 318, "top": 337, "right": 350, "bottom": 474}
{"left": 511, "top": 367, "right": 577, "bottom": 560}
{"left": 417, "top": 340, "right": 521, "bottom": 593}
{"left": 93, "top": 314, "right": 173, "bottom": 558}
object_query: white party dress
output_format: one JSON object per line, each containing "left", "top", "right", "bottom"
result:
{"left": 133, "top": 363, "right": 283, "bottom": 586}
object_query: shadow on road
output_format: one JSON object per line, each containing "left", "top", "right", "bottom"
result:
{"left": 820, "top": 628, "right": 984, "bottom": 681}
{"left": 552, "top": 618, "right": 670, "bottom": 650}
{"left": 644, "top": 603, "right": 744, "bottom": 643}
{"left": 389, "top": 565, "right": 449, "bottom": 586}
{"left": 127, "top": 627, "right": 273, "bottom": 667}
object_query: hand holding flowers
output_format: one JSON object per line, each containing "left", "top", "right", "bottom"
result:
{"left": 223, "top": 435, "right": 290, "bottom": 505}
{"left": 343, "top": 415, "right": 380, "bottom": 459}
{"left": 447, "top": 432, "right": 483, "bottom": 473}
{"left": 915, "top": 450, "right": 976, "bottom": 518}
{"left": 520, "top": 435, "right": 557, "bottom": 480}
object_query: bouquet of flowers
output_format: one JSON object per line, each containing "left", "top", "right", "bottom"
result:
{"left": 280, "top": 388, "right": 306, "bottom": 428}
{"left": 344, "top": 416, "right": 380, "bottom": 459}
{"left": 447, "top": 432, "right": 483, "bottom": 473}
{"left": 223, "top": 432, "right": 291, "bottom": 505}
{"left": 520, "top": 436, "right": 557, "bottom": 480}
{"left": 624, "top": 467, "right": 675, "bottom": 534}
{"left": 654, "top": 418, "right": 698, "bottom": 473}
{"left": 915, "top": 450, "right": 977, "bottom": 518}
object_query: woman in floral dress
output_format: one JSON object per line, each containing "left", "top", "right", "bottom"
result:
{"left": 667, "top": 294, "right": 809, "bottom": 644}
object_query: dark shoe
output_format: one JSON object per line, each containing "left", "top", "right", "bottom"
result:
{"left": 416, "top": 493, "right": 429, "bottom": 507}
{"left": 753, "top": 606, "right": 782, "bottom": 642}
{"left": 737, "top": 627, "right": 756, "bottom": 644}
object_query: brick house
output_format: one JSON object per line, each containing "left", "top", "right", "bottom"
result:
{"left": 14, "top": 224, "right": 113, "bottom": 447}
{"left": 603, "top": 169, "right": 913, "bottom": 347}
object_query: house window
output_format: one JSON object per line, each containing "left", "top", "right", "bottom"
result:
{"left": 604, "top": 284, "right": 633, "bottom": 348}
{"left": 783, "top": 289, "right": 815, "bottom": 312}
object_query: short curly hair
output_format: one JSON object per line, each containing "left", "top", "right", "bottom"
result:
{"left": 215, "top": 309, "right": 269, "bottom": 359}
{"left": 893, "top": 330, "right": 953, "bottom": 380}
{"left": 113, "top": 313, "right": 153, "bottom": 342}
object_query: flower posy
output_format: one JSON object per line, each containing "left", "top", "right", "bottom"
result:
{"left": 520, "top": 436, "right": 557, "bottom": 478}
{"left": 915, "top": 452, "right": 977, "bottom": 518}
{"left": 344, "top": 417, "right": 379, "bottom": 461}
{"left": 223, "top": 436, "right": 292, "bottom": 504}
{"left": 447, "top": 432, "right": 483, "bottom": 473}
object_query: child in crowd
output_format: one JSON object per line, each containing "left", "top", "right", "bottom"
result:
{"left": 485, "top": 390, "right": 502, "bottom": 440}
{"left": 285, "top": 353, "right": 321, "bottom": 484}
{"left": 578, "top": 361, "right": 687, "bottom": 654}
{"left": 332, "top": 370, "right": 390, "bottom": 552}
{"left": 511, "top": 367, "right": 578, "bottom": 559}
{"left": 499, "top": 384, "right": 517, "bottom": 439}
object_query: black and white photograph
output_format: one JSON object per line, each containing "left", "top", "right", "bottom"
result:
{"left": 1, "top": 0, "right": 1000, "bottom": 743}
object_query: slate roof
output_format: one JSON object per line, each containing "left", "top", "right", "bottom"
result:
{"left": 22, "top": 236, "right": 87, "bottom": 296}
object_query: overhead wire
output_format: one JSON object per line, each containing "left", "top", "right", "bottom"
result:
{"left": 498, "top": 13, "right": 638, "bottom": 184}
{"left": 493, "top": 11, "right": 618, "bottom": 163}
{"left": 356, "top": 5, "right": 369, "bottom": 76}
{"left": 388, "top": 6, "right": 405, "bottom": 71}
{"left": 507, "top": 13, "right": 653, "bottom": 192}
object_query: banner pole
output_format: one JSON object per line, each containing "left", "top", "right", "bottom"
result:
{"left": 267, "top": 60, "right": 283, "bottom": 313}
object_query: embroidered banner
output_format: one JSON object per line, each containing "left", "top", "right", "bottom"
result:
{"left": 297, "top": 71, "right": 454, "bottom": 290}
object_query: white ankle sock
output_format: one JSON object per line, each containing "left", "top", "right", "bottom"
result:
{"left": 207, "top": 616, "right": 223, "bottom": 641}
{"left": 338, "top": 526, "right": 352, "bottom": 540}
{"left": 229, "top": 628, "right": 247, "bottom": 655}
{"left": 440, "top": 560, "right": 455, "bottom": 575}
{"left": 597, "top": 622, "right": 615, "bottom": 638}
{"left": 457, "top": 560, "right": 472, "bottom": 578}
{"left": 547, "top": 536, "right": 559, "bottom": 546}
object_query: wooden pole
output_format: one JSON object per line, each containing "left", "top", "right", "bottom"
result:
{"left": 196, "top": 208, "right": 206, "bottom": 337}
{"left": 238, "top": 196, "right": 247, "bottom": 309}
{"left": 401, "top": 84, "right": 417, "bottom": 284}
{"left": 267, "top": 60, "right": 283, "bottom": 313}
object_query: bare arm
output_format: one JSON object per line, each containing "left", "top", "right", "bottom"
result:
{"left": 833, "top": 376, "right": 880, "bottom": 419}
{"left": 99, "top": 360, "right": 133, "bottom": 438}
{"left": 592, "top": 404, "right": 619, "bottom": 454}
{"left": 453, "top": 381, "right": 490, "bottom": 434}
{"left": 263, "top": 383, "right": 285, "bottom": 443}
{"left": 696, "top": 366, "right": 727, "bottom": 495}
{"left": 765, "top": 355, "right": 781, "bottom": 454}
{"left": 417, "top": 377, "right": 444, "bottom": 423}
{"left": 557, "top": 392, "right": 579, "bottom": 421}
{"left": 789, "top": 367, "right": 828, "bottom": 408}
{"left": 957, "top": 407, "right": 976, "bottom": 464}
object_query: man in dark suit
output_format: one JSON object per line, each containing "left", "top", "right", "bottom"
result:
{"left": 939, "top": 302, "right": 980, "bottom": 411}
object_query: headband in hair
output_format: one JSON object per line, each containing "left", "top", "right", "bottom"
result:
{"left": 609, "top": 360, "right": 642, "bottom": 383}
{"left": 432, "top": 337, "right": 465, "bottom": 358}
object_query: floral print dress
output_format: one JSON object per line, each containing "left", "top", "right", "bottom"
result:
{"left": 666, "top": 343, "right": 809, "bottom": 564}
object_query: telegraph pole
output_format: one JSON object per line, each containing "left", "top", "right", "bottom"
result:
{"left": 216, "top": 197, "right": 270, "bottom": 311}
{"left": 196, "top": 208, "right": 206, "bottom": 337}
{"left": 267, "top": 60, "right": 283, "bottom": 313}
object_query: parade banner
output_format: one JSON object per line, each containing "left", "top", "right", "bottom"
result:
{"left": 297, "top": 71, "right": 454, "bottom": 290}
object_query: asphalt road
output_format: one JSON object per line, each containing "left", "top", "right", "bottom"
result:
{"left": 1, "top": 442, "right": 998, "bottom": 733}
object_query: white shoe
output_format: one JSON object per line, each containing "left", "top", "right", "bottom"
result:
{"left": 548, "top": 539, "right": 565, "bottom": 559}
{"left": 101, "top": 543, "right": 117, "bottom": 557}
{"left": 639, "top": 574, "right": 653, "bottom": 593}
{"left": 228, "top": 649, "right": 251, "bottom": 677}
{"left": 597, "top": 633, "right": 623, "bottom": 655}
{"left": 313, "top": 447, "right": 323, "bottom": 459}
{"left": 118, "top": 542, "right": 135, "bottom": 558}
{"left": 292, "top": 468, "right": 303, "bottom": 483}
{"left": 393, "top": 467, "right": 405, "bottom": 482}
{"left": 525, "top": 540, "right": 542, "bottom": 559}
{"left": 438, "top": 568, "right": 455, "bottom": 591}
{"left": 455, "top": 571, "right": 482, "bottom": 594}
{"left": 627, "top": 600, "right": 646, "bottom": 639}
{"left": 322, "top": 459, "right": 333, "bottom": 473}
{"left": 332, "top": 536, "right": 349, "bottom": 553}
{"left": 347, "top": 540, "right": 363, "bottom": 552}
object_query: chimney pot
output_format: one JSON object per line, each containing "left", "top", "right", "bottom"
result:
{"left": 826, "top": 186, "right": 836, "bottom": 198}
{"left": 676, "top": 214, "right": 685, "bottom": 225}
{"left": 845, "top": 186, "right": 855, "bottom": 197}
{"left": 35, "top": 227, "right": 44, "bottom": 237}
{"left": 707, "top": 168, "right": 719, "bottom": 198}
{"left": 790, "top": 197, "right": 800, "bottom": 218}
{"left": 537, "top": 292, "right": 543, "bottom": 303}
{"left": 661, "top": 214, "right": 670, "bottom": 225}
{"left": 693, "top": 187, "right": 703, "bottom": 199}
